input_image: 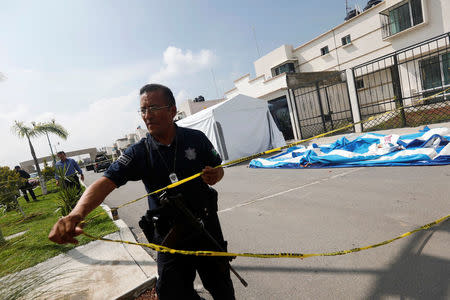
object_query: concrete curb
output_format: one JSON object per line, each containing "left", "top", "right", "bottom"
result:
{"left": 99, "top": 203, "right": 157, "bottom": 299}
{"left": 83, "top": 178, "right": 157, "bottom": 299}
{"left": 116, "top": 277, "right": 157, "bottom": 300}
{"left": 4, "top": 230, "right": 28, "bottom": 241}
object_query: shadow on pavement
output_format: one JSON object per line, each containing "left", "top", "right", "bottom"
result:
{"left": 367, "top": 219, "right": 449, "bottom": 300}
{"left": 234, "top": 265, "right": 383, "bottom": 275}
{"left": 65, "top": 248, "right": 157, "bottom": 267}
{"left": 232, "top": 220, "right": 449, "bottom": 299}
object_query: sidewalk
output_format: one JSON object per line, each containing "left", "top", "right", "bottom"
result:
{"left": 3, "top": 204, "right": 157, "bottom": 300}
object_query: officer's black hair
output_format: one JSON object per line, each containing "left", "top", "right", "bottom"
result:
{"left": 57, "top": 151, "right": 65, "bottom": 155}
{"left": 139, "top": 84, "right": 176, "bottom": 107}
{"left": 14, "top": 166, "right": 20, "bottom": 169}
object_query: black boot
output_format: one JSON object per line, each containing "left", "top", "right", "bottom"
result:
{"left": 29, "top": 189, "right": 38, "bottom": 201}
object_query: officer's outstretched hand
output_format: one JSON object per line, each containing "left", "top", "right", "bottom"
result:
{"left": 48, "top": 214, "right": 84, "bottom": 245}
{"left": 201, "top": 166, "right": 224, "bottom": 185}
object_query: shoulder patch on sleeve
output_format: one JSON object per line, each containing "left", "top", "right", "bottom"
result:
{"left": 117, "top": 154, "right": 132, "bottom": 166}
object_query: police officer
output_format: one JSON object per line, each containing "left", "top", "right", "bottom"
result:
{"left": 14, "top": 166, "right": 37, "bottom": 202}
{"left": 49, "top": 84, "right": 235, "bottom": 300}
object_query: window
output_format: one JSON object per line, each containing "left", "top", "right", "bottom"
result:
{"left": 320, "top": 46, "right": 329, "bottom": 56}
{"left": 272, "top": 63, "right": 295, "bottom": 76}
{"left": 382, "top": 0, "right": 423, "bottom": 37}
{"left": 410, "top": 0, "right": 423, "bottom": 25}
{"left": 355, "top": 79, "right": 365, "bottom": 89}
{"left": 389, "top": 3, "right": 411, "bottom": 35}
{"left": 419, "top": 53, "right": 450, "bottom": 102}
{"left": 420, "top": 53, "right": 450, "bottom": 90}
{"left": 341, "top": 35, "right": 351, "bottom": 46}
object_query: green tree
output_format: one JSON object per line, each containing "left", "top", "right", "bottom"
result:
{"left": 0, "top": 166, "right": 25, "bottom": 213}
{"left": 35, "top": 119, "right": 68, "bottom": 165}
{"left": 41, "top": 165, "right": 55, "bottom": 181}
{"left": 0, "top": 166, "right": 26, "bottom": 245}
{"left": 11, "top": 121, "right": 68, "bottom": 195}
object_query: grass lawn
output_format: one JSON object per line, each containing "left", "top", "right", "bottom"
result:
{"left": 0, "top": 180, "right": 118, "bottom": 277}
{"left": 366, "top": 105, "right": 450, "bottom": 131}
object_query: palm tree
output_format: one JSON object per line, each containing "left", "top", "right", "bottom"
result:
{"left": 33, "top": 119, "right": 68, "bottom": 165}
{"left": 11, "top": 121, "right": 68, "bottom": 195}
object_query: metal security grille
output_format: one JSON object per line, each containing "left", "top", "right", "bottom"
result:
{"left": 291, "top": 71, "right": 354, "bottom": 139}
{"left": 353, "top": 33, "right": 450, "bottom": 131}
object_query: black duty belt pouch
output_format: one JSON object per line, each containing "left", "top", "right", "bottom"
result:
{"left": 138, "top": 205, "right": 176, "bottom": 243}
{"left": 138, "top": 211, "right": 155, "bottom": 243}
{"left": 207, "top": 188, "right": 219, "bottom": 212}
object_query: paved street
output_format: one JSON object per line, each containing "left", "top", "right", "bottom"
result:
{"left": 84, "top": 159, "right": 450, "bottom": 299}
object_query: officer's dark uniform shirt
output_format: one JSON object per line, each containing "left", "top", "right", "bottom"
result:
{"left": 16, "top": 169, "right": 31, "bottom": 188}
{"left": 104, "top": 125, "right": 222, "bottom": 214}
{"left": 18, "top": 170, "right": 30, "bottom": 180}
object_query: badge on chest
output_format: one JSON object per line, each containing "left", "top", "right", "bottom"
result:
{"left": 185, "top": 147, "right": 196, "bottom": 160}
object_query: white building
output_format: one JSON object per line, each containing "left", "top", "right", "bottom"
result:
{"left": 105, "top": 130, "right": 145, "bottom": 157}
{"left": 225, "top": 0, "right": 450, "bottom": 140}
{"left": 177, "top": 98, "right": 225, "bottom": 118}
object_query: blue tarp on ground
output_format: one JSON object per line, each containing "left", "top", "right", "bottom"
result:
{"left": 249, "top": 126, "right": 450, "bottom": 169}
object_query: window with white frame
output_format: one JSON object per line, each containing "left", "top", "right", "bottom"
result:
{"left": 272, "top": 62, "right": 295, "bottom": 76}
{"left": 341, "top": 35, "right": 351, "bottom": 46}
{"left": 380, "top": 0, "right": 424, "bottom": 38}
{"left": 320, "top": 46, "right": 329, "bottom": 56}
{"left": 419, "top": 52, "right": 450, "bottom": 101}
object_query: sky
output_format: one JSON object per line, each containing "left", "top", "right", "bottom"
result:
{"left": 0, "top": 0, "right": 369, "bottom": 168}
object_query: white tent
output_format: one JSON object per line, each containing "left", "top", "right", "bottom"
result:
{"left": 176, "top": 94, "right": 286, "bottom": 163}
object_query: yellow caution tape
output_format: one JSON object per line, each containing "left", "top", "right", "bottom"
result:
{"left": 77, "top": 87, "right": 449, "bottom": 256}
{"left": 102, "top": 86, "right": 450, "bottom": 213}
{"left": 83, "top": 214, "right": 449, "bottom": 258}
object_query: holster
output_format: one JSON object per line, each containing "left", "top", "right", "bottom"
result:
{"left": 138, "top": 198, "right": 177, "bottom": 243}
{"left": 139, "top": 190, "right": 220, "bottom": 247}
{"left": 206, "top": 188, "right": 219, "bottom": 213}
{"left": 138, "top": 211, "right": 155, "bottom": 243}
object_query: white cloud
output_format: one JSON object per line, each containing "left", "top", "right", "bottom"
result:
{"left": 0, "top": 72, "right": 7, "bottom": 81}
{"left": 0, "top": 47, "right": 219, "bottom": 168}
{"left": 0, "top": 61, "right": 156, "bottom": 113}
{"left": 150, "top": 47, "right": 215, "bottom": 83}
{"left": 1, "top": 91, "right": 145, "bottom": 168}
{"left": 60, "top": 91, "right": 142, "bottom": 146}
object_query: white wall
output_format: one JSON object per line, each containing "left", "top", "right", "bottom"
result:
{"left": 225, "top": 73, "right": 288, "bottom": 100}
{"left": 228, "top": 0, "right": 448, "bottom": 93}
{"left": 115, "top": 139, "right": 129, "bottom": 149}
{"left": 136, "top": 128, "right": 147, "bottom": 140}
{"left": 177, "top": 100, "right": 190, "bottom": 116}
{"left": 294, "top": 1, "right": 391, "bottom": 73}
{"left": 254, "top": 45, "right": 295, "bottom": 78}
{"left": 177, "top": 99, "right": 224, "bottom": 116}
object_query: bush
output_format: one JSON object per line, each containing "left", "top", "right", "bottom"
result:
{"left": 54, "top": 166, "right": 82, "bottom": 216}
{"left": 0, "top": 167, "right": 24, "bottom": 212}
{"left": 41, "top": 165, "right": 55, "bottom": 181}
